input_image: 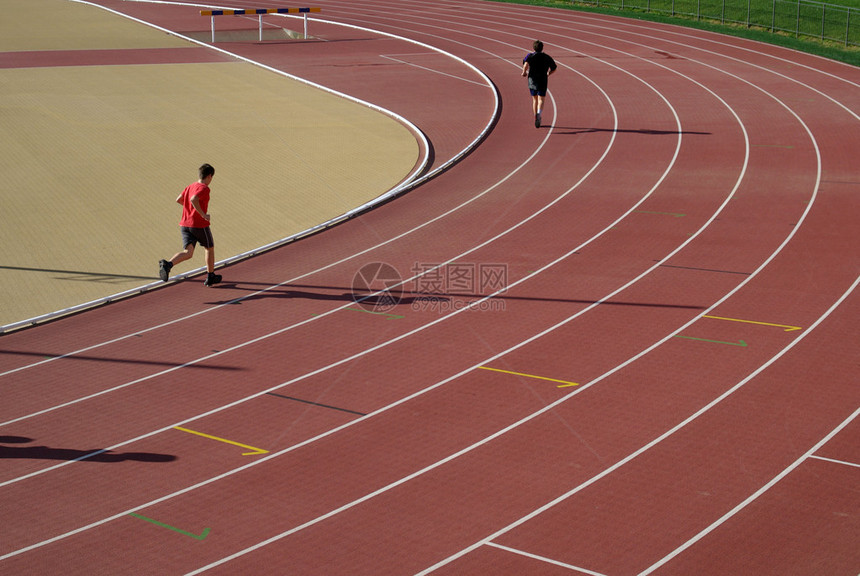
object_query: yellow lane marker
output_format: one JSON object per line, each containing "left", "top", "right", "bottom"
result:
{"left": 703, "top": 315, "right": 803, "bottom": 332}
{"left": 478, "top": 366, "right": 579, "bottom": 388}
{"left": 174, "top": 426, "right": 269, "bottom": 456}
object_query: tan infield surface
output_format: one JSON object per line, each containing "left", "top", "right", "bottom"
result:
{"left": 0, "top": 0, "right": 419, "bottom": 328}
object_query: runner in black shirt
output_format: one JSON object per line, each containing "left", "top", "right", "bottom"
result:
{"left": 521, "top": 40, "right": 557, "bottom": 128}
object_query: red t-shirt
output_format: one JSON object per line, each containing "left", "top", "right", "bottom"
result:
{"left": 178, "top": 181, "right": 210, "bottom": 228}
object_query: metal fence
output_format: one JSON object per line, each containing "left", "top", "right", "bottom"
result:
{"left": 578, "top": 0, "right": 859, "bottom": 46}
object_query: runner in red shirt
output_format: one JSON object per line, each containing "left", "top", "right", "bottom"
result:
{"left": 158, "top": 164, "right": 222, "bottom": 286}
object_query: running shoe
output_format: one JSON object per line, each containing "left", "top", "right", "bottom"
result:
{"left": 158, "top": 259, "right": 172, "bottom": 281}
{"left": 204, "top": 272, "right": 222, "bottom": 287}
{"left": 535, "top": 112, "right": 542, "bottom": 128}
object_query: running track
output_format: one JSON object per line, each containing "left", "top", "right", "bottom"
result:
{"left": 1, "top": 1, "right": 858, "bottom": 574}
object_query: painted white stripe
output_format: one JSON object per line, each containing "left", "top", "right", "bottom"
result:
{"left": 808, "top": 454, "right": 860, "bottom": 469}
{"left": 639, "top": 404, "right": 860, "bottom": 575}
{"left": 486, "top": 542, "right": 608, "bottom": 575}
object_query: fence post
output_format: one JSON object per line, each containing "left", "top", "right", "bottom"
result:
{"left": 847, "top": 8, "right": 851, "bottom": 46}
{"left": 747, "top": 0, "right": 751, "bottom": 27}
{"left": 796, "top": 0, "right": 801, "bottom": 37}
{"left": 772, "top": 0, "right": 776, "bottom": 32}
{"left": 820, "top": 4, "right": 824, "bottom": 39}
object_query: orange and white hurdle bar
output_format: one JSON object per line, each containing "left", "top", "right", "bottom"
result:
{"left": 201, "top": 7, "right": 321, "bottom": 42}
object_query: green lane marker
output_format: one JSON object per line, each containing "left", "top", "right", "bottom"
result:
{"left": 129, "top": 513, "right": 211, "bottom": 540}
{"left": 344, "top": 307, "right": 404, "bottom": 319}
{"left": 674, "top": 335, "right": 748, "bottom": 347}
{"left": 311, "top": 308, "right": 404, "bottom": 319}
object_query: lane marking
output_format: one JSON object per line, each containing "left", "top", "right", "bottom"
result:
{"left": 658, "top": 263, "right": 751, "bottom": 276}
{"left": 380, "top": 54, "right": 488, "bottom": 86}
{"left": 703, "top": 315, "right": 802, "bottom": 331}
{"left": 640, "top": 407, "right": 859, "bottom": 575}
{"left": 345, "top": 307, "right": 404, "bottom": 319}
{"left": 173, "top": 427, "right": 269, "bottom": 456}
{"left": 485, "top": 542, "right": 607, "bottom": 575}
{"left": 808, "top": 454, "right": 860, "bottom": 469}
{"left": 478, "top": 366, "right": 579, "bottom": 387}
{"left": 310, "top": 308, "right": 405, "bottom": 319}
{"left": 673, "top": 335, "right": 748, "bottom": 347}
{"left": 128, "top": 513, "right": 210, "bottom": 540}
{"left": 266, "top": 392, "right": 367, "bottom": 416}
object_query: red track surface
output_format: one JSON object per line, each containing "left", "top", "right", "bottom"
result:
{"left": 1, "top": 1, "right": 858, "bottom": 574}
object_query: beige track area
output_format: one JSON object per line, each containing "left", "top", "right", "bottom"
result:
{"left": 0, "top": 0, "right": 419, "bottom": 328}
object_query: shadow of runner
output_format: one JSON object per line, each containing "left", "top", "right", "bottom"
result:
{"left": 0, "top": 436, "right": 176, "bottom": 462}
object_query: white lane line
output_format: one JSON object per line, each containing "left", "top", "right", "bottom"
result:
{"left": 380, "top": 53, "right": 489, "bottom": 86}
{"left": 808, "top": 454, "right": 860, "bottom": 469}
{"left": 486, "top": 542, "right": 608, "bottom": 575}
{"left": 639, "top": 403, "right": 860, "bottom": 575}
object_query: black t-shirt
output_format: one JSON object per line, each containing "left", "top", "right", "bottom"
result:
{"left": 524, "top": 51, "right": 557, "bottom": 90}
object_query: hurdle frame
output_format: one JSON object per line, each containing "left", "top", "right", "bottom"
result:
{"left": 201, "top": 7, "right": 321, "bottom": 43}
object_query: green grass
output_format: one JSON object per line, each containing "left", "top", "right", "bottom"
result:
{"left": 490, "top": 0, "right": 860, "bottom": 66}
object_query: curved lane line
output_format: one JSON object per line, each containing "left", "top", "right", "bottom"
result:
{"left": 639, "top": 398, "right": 860, "bottom": 575}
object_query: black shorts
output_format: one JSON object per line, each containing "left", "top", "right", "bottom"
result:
{"left": 528, "top": 78, "right": 548, "bottom": 96}
{"left": 180, "top": 226, "right": 214, "bottom": 249}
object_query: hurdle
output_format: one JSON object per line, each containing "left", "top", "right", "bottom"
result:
{"left": 200, "top": 7, "right": 321, "bottom": 43}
